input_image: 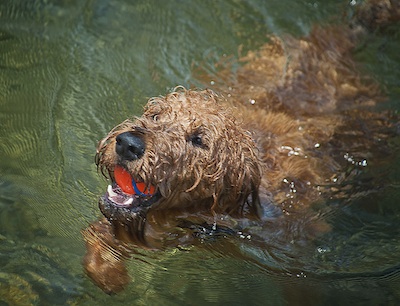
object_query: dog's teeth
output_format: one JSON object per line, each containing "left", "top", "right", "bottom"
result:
{"left": 107, "top": 184, "right": 134, "bottom": 206}
{"left": 123, "top": 198, "right": 133, "bottom": 206}
{"left": 107, "top": 185, "right": 118, "bottom": 197}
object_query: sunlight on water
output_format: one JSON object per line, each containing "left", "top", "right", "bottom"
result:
{"left": 1, "top": 0, "right": 400, "bottom": 304}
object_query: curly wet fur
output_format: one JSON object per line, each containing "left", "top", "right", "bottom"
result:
{"left": 83, "top": 0, "right": 400, "bottom": 293}
{"left": 96, "top": 90, "right": 262, "bottom": 217}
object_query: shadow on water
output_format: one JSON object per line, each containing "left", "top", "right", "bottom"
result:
{"left": 1, "top": 0, "right": 400, "bottom": 305}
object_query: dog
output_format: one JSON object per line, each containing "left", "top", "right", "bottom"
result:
{"left": 83, "top": 0, "right": 400, "bottom": 294}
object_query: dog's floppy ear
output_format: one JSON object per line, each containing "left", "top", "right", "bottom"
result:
{"left": 212, "top": 128, "right": 263, "bottom": 219}
{"left": 215, "top": 157, "right": 262, "bottom": 219}
{"left": 231, "top": 151, "right": 263, "bottom": 219}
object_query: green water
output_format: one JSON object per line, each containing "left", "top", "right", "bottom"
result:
{"left": 1, "top": 0, "right": 400, "bottom": 305}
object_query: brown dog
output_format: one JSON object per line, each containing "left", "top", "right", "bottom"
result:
{"left": 83, "top": 0, "right": 400, "bottom": 294}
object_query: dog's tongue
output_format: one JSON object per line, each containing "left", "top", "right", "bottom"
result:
{"left": 114, "top": 165, "right": 155, "bottom": 196}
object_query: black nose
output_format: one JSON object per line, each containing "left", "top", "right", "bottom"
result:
{"left": 115, "top": 132, "right": 145, "bottom": 161}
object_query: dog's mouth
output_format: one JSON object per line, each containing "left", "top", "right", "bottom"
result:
{"left": 101, "top": 165, "right": 160, "bottom": 212}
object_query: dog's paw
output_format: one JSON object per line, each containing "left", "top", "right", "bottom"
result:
{"left": 82, "top": 222, "right": 131, "bottom": 294}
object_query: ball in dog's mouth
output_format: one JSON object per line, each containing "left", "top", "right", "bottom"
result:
{"left": 100, "top": 165, "right": 159, "bottom": 213}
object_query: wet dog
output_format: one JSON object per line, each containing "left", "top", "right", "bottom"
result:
{"left": 83, "top": 0, "right": 400, "bottom": 293}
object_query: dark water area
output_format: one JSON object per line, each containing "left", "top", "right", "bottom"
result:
{"left": 1, "top": 0, "right": 400, "bottom": 305}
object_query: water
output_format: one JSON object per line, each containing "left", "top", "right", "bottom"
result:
{"left": 1, "top": 0, "right": 400, "bottom": 305}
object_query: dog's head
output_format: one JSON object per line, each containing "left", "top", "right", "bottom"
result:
{"left": 96, "top": 88, "right": 262, "bottom": 244}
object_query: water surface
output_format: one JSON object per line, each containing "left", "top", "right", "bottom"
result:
{"left": 1, "top": 0, "right": 400, "bottom": 305}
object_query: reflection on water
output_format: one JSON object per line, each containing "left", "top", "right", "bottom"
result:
{"left": 1, "top": 0, "right": 400, "bottom": 304}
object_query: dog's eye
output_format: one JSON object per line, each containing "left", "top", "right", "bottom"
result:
{"left": 145, "top": 112, "right": 159, "bottom": 121}
{"left": 189, "top": 134, "right": 205, "bottom": 148}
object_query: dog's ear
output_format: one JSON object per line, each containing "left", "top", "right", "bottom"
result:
{"left": 231, "top": 151, "right": 263, "bottom": 219}
{"left": 212, "top": 129, "right": 263, "bottom": 219}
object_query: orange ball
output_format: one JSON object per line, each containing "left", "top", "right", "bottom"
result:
{"left": 114, "top": 166, "right": 155, "bottom": 196}
{"left": 114, "top": 165, "right": 134, "bottom": 194}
